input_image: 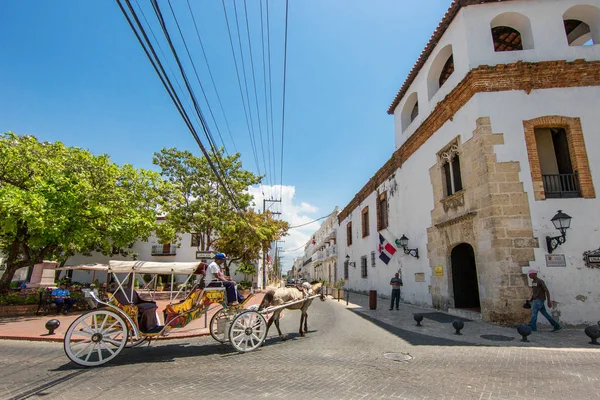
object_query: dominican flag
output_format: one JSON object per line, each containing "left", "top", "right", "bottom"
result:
{"left": 378, "top": 234, "right": 397, "bottom": 264}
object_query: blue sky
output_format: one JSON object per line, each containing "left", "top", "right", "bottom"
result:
{"left": 0, "top": 0, "right": 452, "bottom": 270}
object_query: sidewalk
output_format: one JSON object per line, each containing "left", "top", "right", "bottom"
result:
{"left": 330, "top": 291, "right": 600, "bottom": 351}
{"left": 0, "top": 292, "right": 265, "bottom": 343}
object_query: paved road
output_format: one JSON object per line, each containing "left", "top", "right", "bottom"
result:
{"left": 1, "top": 299, "right": 599, "bottom": 400}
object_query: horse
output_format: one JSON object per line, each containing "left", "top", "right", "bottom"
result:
{"left": 258, "top": 282, "right": 325, "bottom": 340}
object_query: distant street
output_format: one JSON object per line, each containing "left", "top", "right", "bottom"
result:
{"left": 1, "top": 299, "right": 599, "bottom": 400}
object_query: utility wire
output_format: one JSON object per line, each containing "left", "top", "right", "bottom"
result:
{"left": 265, "top": 0, "right": 277, "bottom": 191}
{"left": 242, "top": 0, "right": 269, "bottom": 188}
{"left": 259, "top": 0, "right": 273, "bottom": 190}
{"left": 288, "top": 213, "right": 334, "bottom": 229}
{"left": 117, "top": 0, "right": 250, "bottom": 228}
{"left": 185, "top": 0, "right": 238, "bottom": 153}
{"left": 279, "top": 0, "right": 289, "bottom": 203}
{"left": 221, "top": 0, "right": 260, "bottom": 172}
{"left": 232, "top": 0, "right": 262, "bottom": 178}
{"left": 165, "top": 0, "right": 229, "bottom": 156}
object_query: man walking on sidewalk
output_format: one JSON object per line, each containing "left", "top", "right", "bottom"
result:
{"left": 528, "top": 269, "right": 562, "bottom": 332}
{"left": 389, "top": 273, "right": 403, "bottom": 310}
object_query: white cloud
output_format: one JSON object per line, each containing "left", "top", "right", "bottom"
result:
{"left": 248, "top": 185, "right": 322, "bottom": 272}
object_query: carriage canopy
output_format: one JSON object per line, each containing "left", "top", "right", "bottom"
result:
{"left": 108, "top": 260, "right": 204, "bottom": 275}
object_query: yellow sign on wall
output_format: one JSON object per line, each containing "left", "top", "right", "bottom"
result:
{"left": 434, "top": 266, "right": 443, "bottom": 276}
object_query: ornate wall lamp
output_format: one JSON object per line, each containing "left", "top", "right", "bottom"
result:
{"left": 546, "top": 210, "right": 572, "bottom": 254}
{"left": 396, "top": 235, "right": 419, "bottom": 259}
{"left": 345, "top": 254, "right": 356, "bottom": 267}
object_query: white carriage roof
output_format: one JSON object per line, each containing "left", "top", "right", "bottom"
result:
{"left": 108, "top": 260, "right": 204, "bottom": 275}
{"left": 56, "top": 264, "right": 109, "bottom": 271}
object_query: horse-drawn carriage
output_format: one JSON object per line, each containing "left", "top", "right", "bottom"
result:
{"left": 60, "top": 260, "right": 324, "bottom": 367}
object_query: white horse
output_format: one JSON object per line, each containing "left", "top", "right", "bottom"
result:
{"left": 258, "top": 282, "right": 325, "bottom": 339}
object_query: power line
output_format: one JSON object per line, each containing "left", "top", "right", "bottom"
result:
{"left": 242, "top": 0, "right": 269, "bottom": 188}
{"left": 221, "top": 0, "right": 260, "bottom": 173}
{"left": 232, "top": 0, "right": 262, "bottom": 177}
{"left": 265, "top": 0, "right": 277, "bottom": 190}
{"left": 117, "top": 0, "right": 250, "bottom": 228}
{"left": 185, "top": 0, "right": 238, "bottom": 153}
{"left": 288, "top": 213, "right": 333, "bottom": 229}
{"left": 259, "top": 0, "right": 274, "bottom": 190}
{"left": 279, "top": 0, "right": 289, "bottom": 202}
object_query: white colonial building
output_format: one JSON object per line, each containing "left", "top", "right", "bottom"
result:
{"left": 337, "top": 0, "right": 600, "bottom": 325}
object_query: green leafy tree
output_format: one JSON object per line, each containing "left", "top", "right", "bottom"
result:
{"left": 216, "top": 210, "right": 288, "bottom": 275}
{"left": 0, "top": 133, "right": 163, "bottom": 291}
{"left": 152, "top": 147, "right": 261, "bottom": 251}
{"left": 235, "top": 261, "right": 257, "bottom": 281}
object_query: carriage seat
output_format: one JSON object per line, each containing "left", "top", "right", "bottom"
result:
{"left": 163, "top": 288, "right": 206, "bottom": 328}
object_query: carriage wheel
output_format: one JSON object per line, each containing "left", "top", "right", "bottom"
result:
{"left": 209, "top": 308, "right": 232, "bottom": 343}
{"left": 228, "top": 311, "right": 267, "bottom": 353}
{"left": 64, "top": 310, "right": 128, "bottom": 367}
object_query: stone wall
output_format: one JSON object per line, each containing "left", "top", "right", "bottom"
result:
{"left": 427, "top": 117, "right": 535, "bottom": 324}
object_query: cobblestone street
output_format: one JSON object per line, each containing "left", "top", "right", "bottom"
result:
{"left": 1, "top": 298, "right": 599, "bottom": 400}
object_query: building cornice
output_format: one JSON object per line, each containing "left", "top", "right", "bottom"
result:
{"left": 339, "top": 59, "right": 600, "bottom": 223}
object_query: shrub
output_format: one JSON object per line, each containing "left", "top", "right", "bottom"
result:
{"left": 237, "top": 280, "right": 252, "bottom": 290}
{"left": 0, "top": 291, "right": 40, "bottom": 306}
{"left": 334, "top": 279, "right": 345, "bottom": 289}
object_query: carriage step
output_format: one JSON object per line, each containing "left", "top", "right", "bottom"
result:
{"left": 142, "top": 325, "right": 164, "bottom": 334}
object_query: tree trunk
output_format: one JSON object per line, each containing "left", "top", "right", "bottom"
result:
{"left": 0, "top": 259, "right": 29, "bottom": 291}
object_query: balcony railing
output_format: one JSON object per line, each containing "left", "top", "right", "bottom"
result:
{"left": 314, "top": 250, "right": 325, "bottom": 262}
{"left": 324, "top": 244, "right": 337, "bottom": 259}
{"left": 542, "top": 173, "right": 581, "bottom": 198}
{"left": 151, "top": 244, "right": 177, "bottom": 256}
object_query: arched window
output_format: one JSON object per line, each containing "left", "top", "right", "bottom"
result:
{"left": 491, "top": 26, "right": 523, "bottom": 52}
{"left": 563, "top": 5, "right": 600, "bottom": 46}
{"left": 490, "top": 12, "right": 534, "bottom": 51}
{"left": 427, "top": 45, "right": 454, "bottom": 100}
{"left": 410, "top": 101, "right": 419, "bottom": 123}
{"left": 564, "top": 20, "right": 592, "bottom": 46}
{"left": 400, "top": 92, "right": 419, "bottom": 131}
{"left": 438, "top": 54, "right": 454, "bottom": 88}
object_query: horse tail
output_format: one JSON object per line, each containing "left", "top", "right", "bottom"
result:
{"left": 258, "top": 290, "right": 275, "bottom": 311}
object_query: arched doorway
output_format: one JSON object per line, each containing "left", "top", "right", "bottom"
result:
{"left": 451, "top": 243, "right": 481, "bottom": 310}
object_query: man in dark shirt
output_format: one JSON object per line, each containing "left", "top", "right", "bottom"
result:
{"left": 389, "top": 273, "right": 403, "bottom": 310}
{"left": 528, "top": 269, "right": 561, "bottom": 332}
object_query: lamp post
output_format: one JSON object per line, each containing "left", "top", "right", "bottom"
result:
{"left": 546, "top": 210, "right": 572, "bottom": 254}
{"left": 396, "top": 235, "right": 419, "bottom": 259}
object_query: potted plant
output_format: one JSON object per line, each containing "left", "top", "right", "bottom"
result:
{"left": 334, "top": 279, "right": 345, "bottom": 300}
{"left": 156, "top": 276, "right": 164, "bottom": 291}
{"left": 237, "top": 281, "right": 252, "bottom": 297}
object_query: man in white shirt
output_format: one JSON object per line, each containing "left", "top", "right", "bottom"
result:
{"left": 205, "top": 253, "right": 241, "bottom": 306}
{"left": 82, "top": 284, "right": 99, "bottom": 309}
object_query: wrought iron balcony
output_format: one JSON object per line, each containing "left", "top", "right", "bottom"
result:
{"left": 151, "top": 244, "right": 177, "bottom": 256}
{"left": 542, "top": 173, "right": 581, "bottom": 198}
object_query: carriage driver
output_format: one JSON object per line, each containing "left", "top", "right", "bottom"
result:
{"left": 205, "top": 253, "right": 244, "bottom": 306}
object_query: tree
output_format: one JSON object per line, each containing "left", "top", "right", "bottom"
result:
{"left": 216, "top": 210, "right": 288, "bottom": 275}
{"left": 0, "top": 133, "right": 163, "bottom": 291}
{"left": 152, "top": 148, "right": 261, "bottom": 251}
{"left": 235, "top": 261, "right": 257, "bottom": 281}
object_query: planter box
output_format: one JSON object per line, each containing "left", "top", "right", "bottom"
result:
{"left": 336, "top": 289, "right": 345, "bottom": 300}
{"left": 0, "top": 304, "right": 38, "bottom": 318}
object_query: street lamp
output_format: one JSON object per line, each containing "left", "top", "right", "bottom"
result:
{"left": 396, "top": 234, "right": 419, "bottom": 259}
{"left": 546, "top": 210, "right": 572, "bottom": 254}
{"left": 345, "top": 254, "right": 356, "bottom": 267}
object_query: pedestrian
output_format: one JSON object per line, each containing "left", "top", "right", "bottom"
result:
{"left": 82, "top": 284, "right": 99, "bottom": 309}
{"left": 528, "top": 269, "right": 561, "bottom": 332}
{"left": 51, "top": 283, "right": 76, "bottom": 315}
{"left": 389, "top": 273, "right": 403, "bottom": 310}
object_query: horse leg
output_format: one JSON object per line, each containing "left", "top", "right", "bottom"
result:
{"left": 274, "top": 318, "right": 286, "bottom": 341}
{"left": 299, "top": 311, "right": 306, "bottom": 337}
{"left": 261, "top": 310, "right": 277, "bottom": 347}
{"left": 304, "top": 311, "right": 308, "bottom": 333}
